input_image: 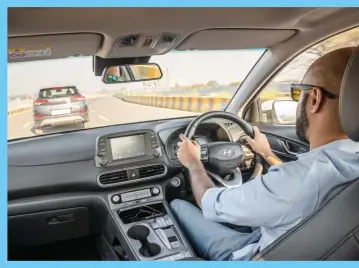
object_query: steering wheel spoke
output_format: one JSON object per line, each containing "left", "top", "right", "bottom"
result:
{"left": 206, "top": 168, "right": 243, "bottom": 188}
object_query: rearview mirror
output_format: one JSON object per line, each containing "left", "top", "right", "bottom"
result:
{"left": 102, "top": 63, "right": 162, "bottom": 84}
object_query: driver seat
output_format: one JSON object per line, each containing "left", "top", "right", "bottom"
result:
{"left": 251, "top": 45, "right": 359, "bottom": 260}
{"left": 182, "top": 178, "right": 359, "bottom": 260}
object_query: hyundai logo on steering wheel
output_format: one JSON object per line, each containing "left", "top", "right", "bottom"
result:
{"left": 220, "top": 149, "right": 234, "bottom": 157}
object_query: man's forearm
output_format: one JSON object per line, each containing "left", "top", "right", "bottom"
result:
{"left": 262, "top": 151, "right": 283, "bottom": 166}
{"left": 188, "top": 161, "right": 215, "bottom": 207}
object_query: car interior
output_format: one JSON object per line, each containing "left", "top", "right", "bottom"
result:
{"left": 7, "top": 7, "right": 359, "bottom": 261}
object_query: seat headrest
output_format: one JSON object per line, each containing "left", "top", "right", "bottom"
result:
{"left": 340, "top": 45, "right": 359, "bottom": 142}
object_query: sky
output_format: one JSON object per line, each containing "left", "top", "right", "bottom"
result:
{"left": 7, "top": 49, "right": 265, "bottom": 95}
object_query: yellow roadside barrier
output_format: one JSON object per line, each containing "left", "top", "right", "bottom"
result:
{"left": 117, "top": 94, "right": 231, "bottom": 112}
{"left": 8, "top": 106, "right": 32, "bottom": 115}
{"left": 115, "top": 91, "right": 290, "bottom": 113}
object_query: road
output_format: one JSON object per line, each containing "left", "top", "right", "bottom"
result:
{"left": 8, "top": 96, "right": 198, "bottom": 140}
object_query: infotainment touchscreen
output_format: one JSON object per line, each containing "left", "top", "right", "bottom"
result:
{"left": 110, "top": 134, "right": 146, "bottom": 160}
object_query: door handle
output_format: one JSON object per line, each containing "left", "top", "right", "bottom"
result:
{"left": 279, "top": 141, "right": 298, "bottom": 156}
{"left": 47, "top": 214, "right": 75, "bottom": 225}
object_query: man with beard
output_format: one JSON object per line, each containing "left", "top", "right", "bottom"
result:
{"left": 170, "top": 46, "right": 359, "bottom": 261}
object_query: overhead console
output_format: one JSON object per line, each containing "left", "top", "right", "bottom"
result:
{"left": 108, "top": 32, "right": 180, "bottom": 58}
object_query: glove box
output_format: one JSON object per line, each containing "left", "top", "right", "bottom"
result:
{"left": 8, "top": 207, "right": 90, "bottom": 246}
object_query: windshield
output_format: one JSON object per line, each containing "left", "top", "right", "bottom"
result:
{"left": 38, "top": 86, "right": 79, "bottom": 98}
{"left": 8, "top": 49, "right": 265, "bottom": 140}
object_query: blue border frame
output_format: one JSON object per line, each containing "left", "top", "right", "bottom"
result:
{"left": 2, "top": 2, "right": 359, "bottom": 268}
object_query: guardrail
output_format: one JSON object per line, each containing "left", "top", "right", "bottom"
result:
{"left": 8, "top": 106, "right": 32, "bottom": 115}
{"left": 117, "top": 94, "right": 231, "bottom": 112}
{"left": 115, "top": 92, "right": 291, "bottom": 113}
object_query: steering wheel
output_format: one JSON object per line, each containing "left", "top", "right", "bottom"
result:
{"left": 184, "top": 111, "right": 263, "bottom": 187}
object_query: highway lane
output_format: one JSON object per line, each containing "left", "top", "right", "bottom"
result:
{"left": 8, "top": 96, "right": 198, "bottom": 140}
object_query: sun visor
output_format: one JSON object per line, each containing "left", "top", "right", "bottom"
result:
{"left": 8, "top": 33, "right": 103, "bottom": 63}
{"left": 176, "top": 29, "right": 296, "bottom": 50}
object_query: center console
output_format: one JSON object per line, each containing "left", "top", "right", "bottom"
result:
{"left": 108, "top": 185, "right": 195, "bottom": 260}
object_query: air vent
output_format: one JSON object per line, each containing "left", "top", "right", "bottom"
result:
{"left": 119, "top": 35, "right": 140, "bottom": 47}
{"left": 158, "top": 33, "right": 177, "bottom": 46}
{"left": 139, "top": 165, "right": 166, "bottom": 178}
{"left": 99, "top": 170, "right": 128, "bottom": 185}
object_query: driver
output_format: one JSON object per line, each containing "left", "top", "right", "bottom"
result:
{"left": 105, "top": 66, "right": 124, "bottom": 83}
{"left": 171, "top": 47, "right": 359, "bottom": 260}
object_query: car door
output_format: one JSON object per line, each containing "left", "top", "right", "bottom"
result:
{"left": 248, "top": 26, "right": 359, "bottom": 163}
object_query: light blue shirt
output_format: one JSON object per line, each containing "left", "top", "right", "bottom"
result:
{"left": 201, "top": 139, "right": 359, "bottom": 260}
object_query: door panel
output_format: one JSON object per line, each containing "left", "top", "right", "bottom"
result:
{"left": 254, "top": 122, "right": 309, "bottom": 162}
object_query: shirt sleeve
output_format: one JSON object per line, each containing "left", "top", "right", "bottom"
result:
{"left": 201, "top": 162, "right": 299, "bottom": 227}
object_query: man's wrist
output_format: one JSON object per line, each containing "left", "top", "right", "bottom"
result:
{"left": 260, "top": 150, "right": 275, "bottom": 159}
{"left": 187, "top": 159, "right": 204, "bottom": 172}
{"left": 262, "top": 151, "right": 283, "bottom": 165}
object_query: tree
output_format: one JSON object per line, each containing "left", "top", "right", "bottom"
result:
{"left": 227, "top": 81, "right": 242, "bottom": 87}
{"left": 206, "top": 80, "right": 220, "bottom": 89}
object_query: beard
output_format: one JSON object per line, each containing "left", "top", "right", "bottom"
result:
{"left": 296, "top": 94, "right": 309, "bottom": 142}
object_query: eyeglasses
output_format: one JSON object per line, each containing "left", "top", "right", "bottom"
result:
{"left": 290, "top": 84, "right": 339, "bottom": 102}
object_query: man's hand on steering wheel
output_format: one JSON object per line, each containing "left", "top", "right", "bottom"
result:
{"left": 177, "top": 134, "right": 201, "bottom": 169}
{"left": 245, "top": 127, "right": 283, "bottom": 166}
{"left": 244, "top": 127, "right": 273, "bottom": 158}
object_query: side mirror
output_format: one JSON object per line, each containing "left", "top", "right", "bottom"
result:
{"left": 272, "top": 100, "right": 297, "bottom": 124}
{"left": 102, "top": 63, "right": 162, "bottom": 84}
{"left": 261, "top": 99, "right": 297, "bottom": 124}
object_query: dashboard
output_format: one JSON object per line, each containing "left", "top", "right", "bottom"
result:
{"left": 8, "top": 117, "right": 253, "bottom": 200}
{"left": 7, "top": 109, "right": 310, "bottom": 260}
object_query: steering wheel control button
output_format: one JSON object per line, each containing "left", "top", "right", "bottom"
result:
{"left": 99, "top": 158, "right": 108, "bottom": 166}
{"left": 127, "top": 169, "right": 139, "bottom": 179}
{"left": 200, "top": 145, "right": 209, "bottom": 162}
{"left": 154, "top": 150, "right": 161, "bottom": 157}
{"left": 151, "top": 187, "right": 160, "bottom": 196}
{"left": 111, "top": 194, "right": 121, "bottom": 204}
{"left": 171, "top": 177, "right": 181, "bottom": 187}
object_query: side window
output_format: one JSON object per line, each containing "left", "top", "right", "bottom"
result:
{"left": 258, "top": 26, "right": 359, "bottom": 125}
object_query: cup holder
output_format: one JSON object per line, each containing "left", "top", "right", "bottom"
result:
{"left": 127, "top": 225, "right": 161, "bottom": 257}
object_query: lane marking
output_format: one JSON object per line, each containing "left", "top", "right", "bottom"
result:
{"left": 90, "top": 108, "right": 95, "bottom": 113}
{"left": 98, "top": 114, "right": 109, "bottom": 122}
{"left": 21, "top": 121, "right": 31, "bottom": 129}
